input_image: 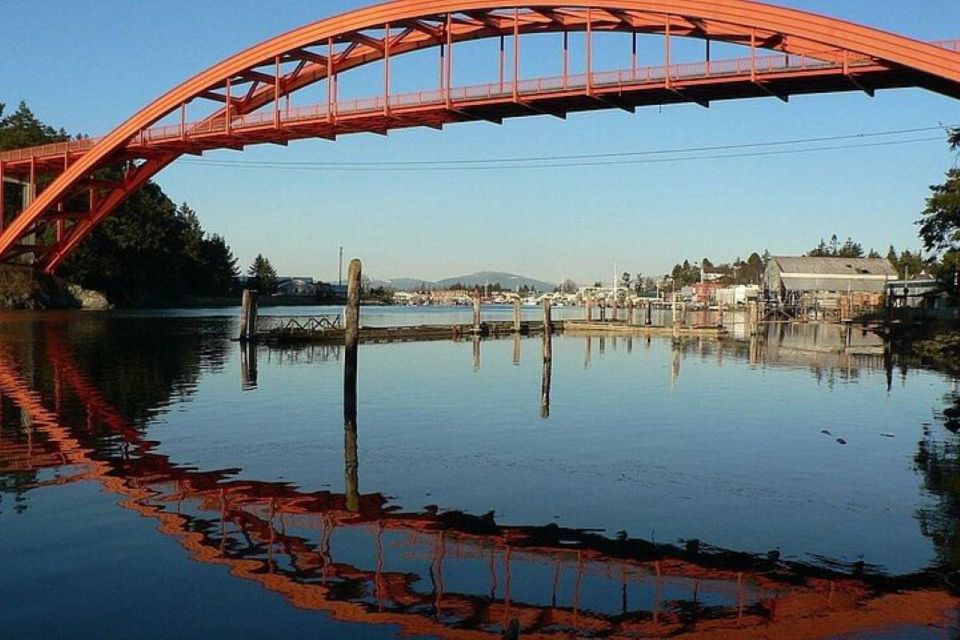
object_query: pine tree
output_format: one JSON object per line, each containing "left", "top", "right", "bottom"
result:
{"left": 247, "top": 255, "right": 278, "bottom": 294}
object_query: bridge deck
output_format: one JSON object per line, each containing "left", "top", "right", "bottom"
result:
{"left": 3, "top": 42, "right": 957, "bottom": 175}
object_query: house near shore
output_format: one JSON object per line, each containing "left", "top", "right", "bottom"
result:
{"left": 763, "top": 256, "right": 898, "bottom": 308}
{"left": 276, "top": 277, "right": 317, "bottom": 297}
{"left": 885, "top": 272, "right": 944, "bottom": 309}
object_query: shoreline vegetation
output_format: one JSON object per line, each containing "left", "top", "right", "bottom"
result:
{"left": 0, "top": 264, "right": 109, "bottom": 310}
{"left": 889, "top": 321, "right": 960, "bottom": 375}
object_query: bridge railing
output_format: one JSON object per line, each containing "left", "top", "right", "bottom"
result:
{"left": 3, "top": 39, "right": 959, "bottom": 163}
{"left": 103, "top": 49, "right": 911, "bottom": 144}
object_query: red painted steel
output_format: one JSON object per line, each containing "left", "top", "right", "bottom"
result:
{"left": 1, "top": 0, "right": 959, "bottom": 272}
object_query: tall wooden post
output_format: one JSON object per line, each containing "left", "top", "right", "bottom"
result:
{"left": 473, "top": 293, "right": 482, "bottom": 334}
{"left": 541, "top": 298, "right": 553, "bottom": 419}
{"left": 239, "top": 289, "right": 259, "bottom": 342}
{"left": 629, "top": 300, "right": 636, "bottom": 325}
{"left": 344, "top": 259, "right": 362, "bottom": 513}
{"left": 586, "top": 297, "right": 593, "bottom": 322}
{"left": 645, "top": 300, "right": 653, "bottom": 326}
{"left": 513, "top": 297, "right": 522, "bottom": 333}
{"left": 542, "top": 298, "right": 553, "bottom": 361}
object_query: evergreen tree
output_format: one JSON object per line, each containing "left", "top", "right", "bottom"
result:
{"left": 4, "top": 101, "right": 239, "bottom": 305}
{"left": 0, "top": 101, "right": 68, "bottom": 151}
{"left": 247, "top": 255, "right": 278, "bottom": 294}
{"left": 916, "top": 128, "right": 960, "bottom": 293}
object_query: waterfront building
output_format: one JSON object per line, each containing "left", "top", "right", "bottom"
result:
{"left": 276, "top": 277, "right": 317, "bottom": 297}
{"left": 763, "top": 256, "right": 897, "bottom": 307}
{"left": 885, "top": 272, "right": 944, "bottom": 309}
{"left": 715, "top": 284, "right": 761, "bottom": 307}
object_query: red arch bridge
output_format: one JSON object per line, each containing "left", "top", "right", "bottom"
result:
{"left": 2, "top": 0, "right": 960, "bottom": 272}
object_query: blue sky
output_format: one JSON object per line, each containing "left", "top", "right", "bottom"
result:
{"left": 3, "top": 1, "right": 959, "bottom": 284}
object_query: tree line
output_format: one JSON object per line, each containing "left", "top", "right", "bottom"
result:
{"left": 1, "top": 101, "right": 242, "bottom": 306}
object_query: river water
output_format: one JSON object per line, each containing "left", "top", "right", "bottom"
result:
{"left": 0, "top": 308, "right": 957, "bottom": 638}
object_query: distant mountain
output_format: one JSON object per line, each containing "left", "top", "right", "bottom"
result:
{"left": 438, "top": 271, "right": 557, "bottom": 291}
{"left": 371, "top": 271, "right": 557, "bottom": 292}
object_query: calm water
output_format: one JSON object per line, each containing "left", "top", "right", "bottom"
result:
{"left": 0, "top": 308, "right": 958, "bottom": 638}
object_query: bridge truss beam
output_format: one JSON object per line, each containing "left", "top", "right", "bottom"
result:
{"left": 1, "top": 0, "right": 959, "bottom": 271}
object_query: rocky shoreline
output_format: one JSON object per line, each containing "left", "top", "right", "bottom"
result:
{"left": 890, "top": 321, "right": 960, "bottom": 375}
{"left": 0, "top": 265, "right": 110, "bottom": 311}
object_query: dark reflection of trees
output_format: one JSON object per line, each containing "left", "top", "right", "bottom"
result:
{"left": 915, "top": 392, "right": 960, "bottom": 574}
{"left": 55, "top": 317, "right": 231, "bottom": 428}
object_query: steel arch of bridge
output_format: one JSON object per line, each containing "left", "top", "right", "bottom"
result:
{"left": 2, "top": 0, "right": 960, "bottom": 272}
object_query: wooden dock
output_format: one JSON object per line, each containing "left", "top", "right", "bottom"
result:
{"left": 241, "top": 290, "right": 728, "bottom": 346}
{"left": 563, "top": 320, "right": 728, "bottom": 338}
{"left": 257, "top": 318, "right": 728, "bottom": 344}
{"left": 258, "top": 320, "right": 552, "bottom": 344}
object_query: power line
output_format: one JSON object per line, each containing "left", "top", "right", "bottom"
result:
{"left": 181, "top": 124, "right": 954, "bottom": 168}
{"left": 178, "top": 134, "right": 947, "bottom": 173}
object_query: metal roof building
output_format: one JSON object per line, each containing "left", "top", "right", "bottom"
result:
{"left": 764, "top": 256, "right": 898, "bottom": 294}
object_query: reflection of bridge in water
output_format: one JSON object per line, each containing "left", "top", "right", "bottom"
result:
{"left": 0, "top": 326, "right": 955, "bottom": 638}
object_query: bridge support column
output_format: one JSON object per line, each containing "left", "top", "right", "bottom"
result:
{"left": 0, "top": 161, "right": 5, "bottom": 234}
{"left": 28, "top": 156, "right": 36, "bottom": 205}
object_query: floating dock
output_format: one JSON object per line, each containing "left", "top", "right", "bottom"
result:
{"left": 258, "top": 318, "right": 728, "bottom": 344}
{"left": 259, "top": 320, "right": 551, "bottom": 344}
{"left": 563, "top": 320, "right": 728, "bottom": 338}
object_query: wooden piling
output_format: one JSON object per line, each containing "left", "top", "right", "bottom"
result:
{"left": 541, "top": 300, "right": 553, "bottom": 419}
{"left": 473, "top": 294, "right": 482, "bottom": 334}
{"left": 629, "top": 300, "right": 636, "bottom": 326}
{"left": 239, "top": 289, "right": 259, "bottom": 342}
{"left": 645, "top": 300, "right": 653, "bottom": 326}
{"left": 344, "top": 259, "right": 361, "bottom": 512}
{"left": 513, "top": 297, "right": 522, "bottom": 333}
{"left": 542, "top": 298, "right": 553, "bottom": 361}
{"left": 345, "top": 259, "right": 361, "bottom": 352}
{"left": 586, "top": 297, "right": 593, "bottom": 322}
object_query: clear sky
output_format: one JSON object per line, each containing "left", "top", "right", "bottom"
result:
{"left": 3, "top": 1, "right": 959, "bottom": 284}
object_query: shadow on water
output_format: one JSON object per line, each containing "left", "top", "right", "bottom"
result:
{"left": 0, "top": 316, "right": 958, "bottom": 638}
